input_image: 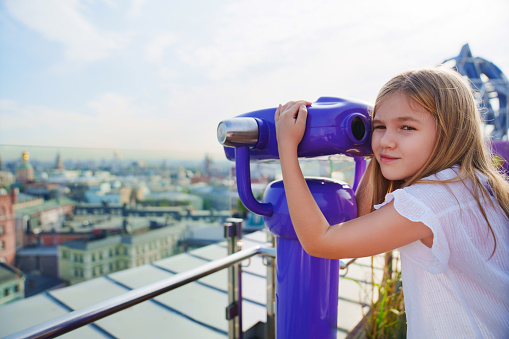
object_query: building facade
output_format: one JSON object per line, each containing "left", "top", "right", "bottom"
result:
{"left": 0, "top": 263, "right": 24, "bottom": 306}
{"left": 14, "top": 197, "right": 75, "bottom": 248}
{"left": 16, "top": 246, "right": 60, "bottom": 279}
{"left": 0, "top": 190, "right": 16, "bottom": 265}
{"left": 58, "top": 223, "right": 186, "bottom": 285}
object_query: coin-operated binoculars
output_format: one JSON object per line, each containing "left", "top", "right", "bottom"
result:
{"left": 217, "top": 97, "right": 372, "bottom": 339}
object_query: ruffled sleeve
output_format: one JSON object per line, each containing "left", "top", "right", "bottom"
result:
{"left": 374, "top": 189, "right": 450, "bottom": 274}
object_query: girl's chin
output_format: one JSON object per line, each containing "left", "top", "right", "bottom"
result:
{"left": 380, "top": 170, "right": 405, "bottom": 181}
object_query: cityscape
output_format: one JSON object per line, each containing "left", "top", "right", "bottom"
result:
{"left": 0, "top": 146, "right": 356, "bottom": 305}
{"left": 0, "top": 148, "right": 255, "bottom": 300}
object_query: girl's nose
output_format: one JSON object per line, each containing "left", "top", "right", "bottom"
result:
{"left": 378, "top": 130, "right": 396, "bottom": 149}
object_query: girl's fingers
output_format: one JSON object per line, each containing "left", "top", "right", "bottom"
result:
{"left": 274, "top": 104, "right": 282, "bottom": 120}
{"left": 289, "top": 101, "right": 312, "bottom": 113}
{"left": 277, "top": 100, "right": 312, "bottom": 121}
{"left": 291, "top": 101, "right": 311, "bottom": 120}
{"left": 297, "top": 105, "right": 308, "bottom": 121}
{"left": 281, "top": 101, "right": 295, "bottom": 114}
{"left": 293, "top": 105, "right": 308, "bottom": 127}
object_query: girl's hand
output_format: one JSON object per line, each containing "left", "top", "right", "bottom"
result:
{"left": 275, "top": 100, "right": 312, "bottom": 154}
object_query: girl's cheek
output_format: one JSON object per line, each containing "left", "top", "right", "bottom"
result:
{"left": 371, "top": 132, "right": 380, "bottom": 149}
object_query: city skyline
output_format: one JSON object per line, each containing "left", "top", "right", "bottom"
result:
{"left": 0, "top": 144, "right": 221, "bottom": 164}
{"left": 1, "top": 0, "right": 508, "bottom": 161}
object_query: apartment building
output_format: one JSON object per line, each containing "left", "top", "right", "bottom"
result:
{"left": 59, "top": 222, "right": 186, "bottom": 285}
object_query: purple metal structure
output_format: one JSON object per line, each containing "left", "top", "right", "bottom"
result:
{"left": 443, "top": 44, "right": 509, "bottom": 176}
{"left": 443, "top": 44, "right": 508, "bottom": 141}
{"left": 218, "top": 97, "right": 373, "bottom": 338}
{"left": 491, "top": 140, "right": 509, "bottom": 176}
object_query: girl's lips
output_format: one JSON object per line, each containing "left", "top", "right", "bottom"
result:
{"left": 379, "top": 154, "right": 399, "bottom": 163}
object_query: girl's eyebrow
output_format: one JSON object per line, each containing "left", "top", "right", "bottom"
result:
{"left": 373, "top": 116, "right": 421, "bottom": 124}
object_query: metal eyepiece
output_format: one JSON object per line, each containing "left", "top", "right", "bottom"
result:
{"left": 217, "top": 117, "right": 260, "bottom": 148}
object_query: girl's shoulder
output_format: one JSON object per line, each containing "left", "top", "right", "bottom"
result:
{"left": 376, "top": 166, "right": 472, "bottom": 213}
{"left": 419, "top": 166, "right": 462, "bottom": 183}
{"left": 416, "top": 165, "right": 491, "bottom": 197}
{"left": 405, "top": 166, "right": 463, "bottom": 196}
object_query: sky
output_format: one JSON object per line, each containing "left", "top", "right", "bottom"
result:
{"left": 0, "top": 0, "right": 508, "bottom": 162}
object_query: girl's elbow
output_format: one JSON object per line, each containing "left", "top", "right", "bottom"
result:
{"left": 302, "top": 244, "right": 321, "bottom": 258}
{"left": 301, "top": 241, "right": 344, "bottom": 259}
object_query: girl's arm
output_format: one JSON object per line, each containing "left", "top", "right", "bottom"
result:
{"left": 275, "top": 102, "right": 433, "bottom": 259}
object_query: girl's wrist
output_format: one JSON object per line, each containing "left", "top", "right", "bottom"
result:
{"left": 278, "top": 142, "right": 298, "bottom": 158}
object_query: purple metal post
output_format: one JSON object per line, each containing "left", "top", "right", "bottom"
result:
{"left": 263, "top": 178, "right": 357, "bottom": 339}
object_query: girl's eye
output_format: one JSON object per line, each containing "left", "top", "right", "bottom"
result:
{"left": 402, "top": 126, "right": 416, "bottom": 131}
{"left": 373, "top": 125, "right": 385, "bottom": 130}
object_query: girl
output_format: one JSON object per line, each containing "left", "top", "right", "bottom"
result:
{"left": 274, "top": 66, "right": 509, "bottom": 338}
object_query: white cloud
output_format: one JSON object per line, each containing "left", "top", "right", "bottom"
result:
{"left": 0, "top": 99, "right": 94, "bottom": 145}
{"left": 175, "top": 0, "right": 509, "bottom": 82}
{"left": 4, "top": 0, "right": 128, "bottom": 62}
{"left": 89, "top": 93, "right": 135, "bottom": 118}
{"left": 127, "top": 0, "right": 148, "bottom": 18}
{"left": 145, "top": 32, "right": 177, "bottom": 63}
{"left": 175, "top": 0, "right": 398, "bottom": 81}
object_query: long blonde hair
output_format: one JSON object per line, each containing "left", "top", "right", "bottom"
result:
{"left": 369, "top": 66, "right": 509, "bottom": 252}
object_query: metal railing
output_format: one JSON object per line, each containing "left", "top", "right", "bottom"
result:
{"left": 4, "top": 218, "right": 276, "bottom": 339}
{"left": 5, "top": 217, "right": 356, "bottom": 339}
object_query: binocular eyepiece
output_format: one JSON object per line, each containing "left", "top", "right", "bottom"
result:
{"left": 217, "top": 97, "right": 373, "bottom": 161}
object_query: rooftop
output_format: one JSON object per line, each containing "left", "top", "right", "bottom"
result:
{"left": 0, "top": 230, "right": 384, "bottom": 338}
{"left": 16, "top": 246, "right": 59, "bottom": 257}
{"left": 14, "top": 197, "right": 75, "bottom": 216}
{"left": 0, "top": 263, "right": 24, "bottom": 283}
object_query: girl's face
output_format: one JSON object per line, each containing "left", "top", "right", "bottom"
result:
{"left": 372, "top": 92, "right": 437, "bottom": 181}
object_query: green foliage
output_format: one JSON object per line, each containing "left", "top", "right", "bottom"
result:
{"left": 236, "top": 197, "right": 249, "bottom": 214}
{"left": 363, "top": 252, "right": 406, "bottom": 339}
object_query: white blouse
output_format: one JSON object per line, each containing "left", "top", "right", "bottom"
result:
{"left": 375, "top": 167, "right": 509, "bottom": 338}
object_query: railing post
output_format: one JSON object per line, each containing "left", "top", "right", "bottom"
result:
{"left": 265, "top": 230, "right": 276, "bottom": 339}
{"left": 225, "top": 218, "right": 243, "bottom": 339}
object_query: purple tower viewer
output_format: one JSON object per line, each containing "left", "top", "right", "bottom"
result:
{"left": 217, "top": 97, "right": 373, "bottom": 339}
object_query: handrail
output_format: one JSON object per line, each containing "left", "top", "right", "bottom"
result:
{"left": 225, "top": 218, "right": 244, "bottom": 339}
{"left": 5, "top": 245, "right": 276, "bottom": 339}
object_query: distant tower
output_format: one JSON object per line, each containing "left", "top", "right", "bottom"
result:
{"left": 160, "top": 160, "right": 168, "bottom": 171}
{"left": 16, "top": 151, "right": 34, "bottom": 184}
{"left": 203, "top": 154, "right": 212, "bottom": 177}
{"left": 113, "top": 149, "right": 122, "bottom": 161}
{"left": 55, "top": 152, "right": 64, "bottom": 170}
